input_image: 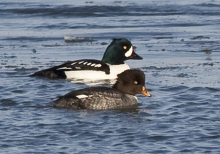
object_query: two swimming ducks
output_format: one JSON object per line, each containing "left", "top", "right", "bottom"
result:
{"left": 31, "top": 38, "right": 151, "bottom": 110}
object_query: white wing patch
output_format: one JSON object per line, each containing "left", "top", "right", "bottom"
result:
{"left": 57, "top": 67, "right": 72, "bottom": 70}
{"left": 94, "top": 64, "right": 102, "bottom": 67}
{"left": 76, "top": 94, "right": 89, "bottom": 99}
{"left": 125, "top": 46, "right": 133, "bottom": 57}
{"left": 78, "top": 61, "right": 84, "bottom": 64}
{"left": 75, "top": 67, "right": 81, "bottom": 69}
{"left": 57, "top": 60, "right": 104, "bottom": 72}
{"left": 70, "top": 61, "right": 102, "bottom": 67}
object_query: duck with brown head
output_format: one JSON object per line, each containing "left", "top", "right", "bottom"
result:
{"left": 53, "top": 69, "right": 151, "bottom": 110}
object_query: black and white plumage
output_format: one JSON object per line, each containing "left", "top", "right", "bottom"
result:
{"left": 31, "top": 38, "right": 143, "bottom": 80}
{"left": 53, "top": 69, "right": 151, "bottom": 110}
{"left": 32, "top": 59, "right": 110, "bottom": 79}
{"left": 57, "top": 60, "right": 110, "bottom": 74}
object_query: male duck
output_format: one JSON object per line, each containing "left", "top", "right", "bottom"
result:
{"left": 53, "top": 69, "right": 151, "bottom": 110}
{"left": 31, "top": 38, "right": 142, "bottom": 80}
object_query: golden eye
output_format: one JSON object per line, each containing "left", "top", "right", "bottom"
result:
{"left": 134, "top": 81, "right": 138, "bottom": 84}
{"left": 123, "top": 46, "right": 127, "bottom": 50}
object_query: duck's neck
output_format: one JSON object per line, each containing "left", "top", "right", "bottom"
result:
{"left": 102, "top": 58, "right": 125, "bottom": 65}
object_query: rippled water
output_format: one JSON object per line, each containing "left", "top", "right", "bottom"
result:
{"left": 1, "top": 0, "right": 220, "bottom": 153}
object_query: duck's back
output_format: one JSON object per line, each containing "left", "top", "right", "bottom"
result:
{"left": 53, "top": 87, "right": 138, "bottom": 109}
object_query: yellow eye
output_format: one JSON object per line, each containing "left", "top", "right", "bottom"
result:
{"left": 134, "top": 81, "right": 138, "bottom": 84}
{"left": 123, "top": 46, "right": 127, "bottom": 50}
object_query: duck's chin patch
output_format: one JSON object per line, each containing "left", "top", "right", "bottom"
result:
{"left": 125, "top": 46, "right": 133, "bottom": 57}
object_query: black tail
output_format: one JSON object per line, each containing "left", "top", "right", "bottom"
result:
{"left": 30, "top": 67, "right": 66, "bottom": 79}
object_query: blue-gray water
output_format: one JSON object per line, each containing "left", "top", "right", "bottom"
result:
{"left": 1, "top": 0, "right": 220, "bottom": 153}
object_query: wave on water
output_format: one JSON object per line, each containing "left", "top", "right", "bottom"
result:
{"left": 1, "top": 1, "right": 220, "bottom": 153}
{"left": 1, "top": 3, "right": 220, "bottom": 18}
{"left": 141, "top": 66, "right": 188, "bottom": 71}
{"left": 64, "top": 36, "right": 96, "bottom": 43}
{"left": 3, "top": 36, "right": 63, "bottom": 41}
{"left": 0, "top": 99, "right": 17, "bottom": 107}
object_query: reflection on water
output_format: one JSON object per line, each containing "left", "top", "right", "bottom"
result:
{"left": 70, "top": 78, "right": 116, "bottom": 86}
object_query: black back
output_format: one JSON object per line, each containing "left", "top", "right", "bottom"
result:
{"left": 31, "top": 59, "right": 110, "bottom": 79}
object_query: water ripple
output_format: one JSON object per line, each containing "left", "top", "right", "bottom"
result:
{"left": 1, "top": 0, "right": 220, "bottom": 153}
{"left": 1, "top": 3, "right": 220, "bottom": 18}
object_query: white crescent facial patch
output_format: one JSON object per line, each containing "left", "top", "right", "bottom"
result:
{"left": 125, "top": 46, "right": 133, "bottom": 57}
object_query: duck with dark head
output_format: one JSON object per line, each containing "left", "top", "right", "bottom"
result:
{"left": 31, "top": 38, "right": 142, "bottom": 80}
{"left": 53, "top": 69, "right": 151, "bottom": 110}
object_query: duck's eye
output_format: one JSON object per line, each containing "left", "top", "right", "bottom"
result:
{"left": 123, "top": 46, "right": 127, "bottom": 50}
{"left": 134, "top": 81, "right": 138, "bottom": 84}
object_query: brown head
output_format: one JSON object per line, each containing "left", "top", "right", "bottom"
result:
{"left": 113, "top": 69, "right": 151, "bottom": 97}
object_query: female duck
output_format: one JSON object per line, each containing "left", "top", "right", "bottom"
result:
{"left": 53, "top": 69, "right": 151, "bottom": 110}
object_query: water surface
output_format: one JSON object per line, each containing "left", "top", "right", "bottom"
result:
{"left": 0, "top": 0, "right": 220, "bottom": 153}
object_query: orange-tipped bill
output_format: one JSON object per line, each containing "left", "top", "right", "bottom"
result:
{"left": 141, "top": 86, "right": 151, "bottom": 97}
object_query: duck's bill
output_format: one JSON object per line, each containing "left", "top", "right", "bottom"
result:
{"left": 141, "top": 88, "right": 151, "bottom": 97}
{"left": 129, "top": 51, "right": 143, "bottom": 60}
